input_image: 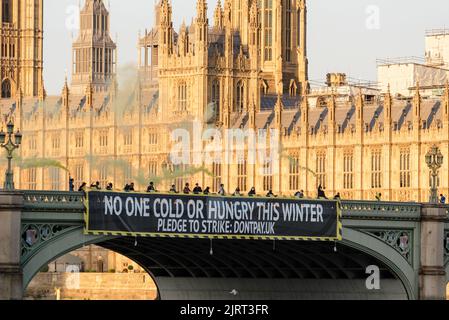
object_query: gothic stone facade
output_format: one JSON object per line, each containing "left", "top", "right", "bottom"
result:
{"left": 0, "top": 0, "right": 448, "bottom": 203}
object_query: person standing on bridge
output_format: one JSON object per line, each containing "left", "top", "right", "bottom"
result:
{"left": 317, "top": 185, "right": 328, "bottom": 199}
{"left": 248, "top": 187, "right": 256, "bottom": 197}
{"left": 233, "top": 187, "right": 242, "bottom": 197}
{"left": 203, "top": 186, "right": 210, "bottom": 195}
{"left": 124, "top": 183, "right": 135, "bottom": 192}
{"left": 183, "top": 183, "right": 191, "bottom": 194}
{"left": 193, "top": 183, "right": 202, "bottom": 194}
{"left": 294, "top": 190, "right": 305, "bottom": 199}
{"left": 106, "top": 183, "right": 113, "bottom": 191}
{"left": 375, "top": 193, "right": 382, "bottom": 201}
{"left": 147, "top": 182, "right": 157, "bottom": 193}
{"left": 78, "top": 182, "right": 87, "bottom": 193}
{"left": 169, "top": 184, "right": 178, "bottom": 193}
{"left": 440, "top": 194, "right": 446, "bottom": 204}
{"left": 69, "top": 175, "right": 75, "bottom": 192}
{"left": 266, "top": 190, "right": 276, "bottom": 198}
{"left": 218, "top": 184, "right": 226, "bottom": 196}
{"left": 90, "top": 181, "right": 101, "bottom": 190}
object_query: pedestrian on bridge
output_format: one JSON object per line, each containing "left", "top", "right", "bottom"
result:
{"left": 78, "top": 182, "right": 87, "bottom": 193}
{"left": 266, "top": 190, "right": 276, "bottom": 198}
{"left": 147, "top": 182, "right": 157, "bottom": 193}
{"left": 233, "top": 187, "right": 242, "bottom": 197}
{"left": 376, "top": 193, "right": 382, "bottom": 201}
{"left": 124, "top": 183, "right": 135, "bottom": 192}
{"left": 248, "top": 187, "right": 256, "bottom": 197}
{"left": 106, "top": 183, "right": 113, "bottom": 191}
{"left": 440, "top": 194, "right": 446, "bottom": 204}
{"left": 169, "top": 184, "right": 178, "bottom": 193}
{"left": 218, "top": 184, "right": 226, "bottom": 196}
{"left": 203, "top": 187, "right": 210, "bottom": 195}
{"left": 317, "top": 185, "right": 327, "bottom": 199}
{"left": 69, "top": 176, "right": 75, "bottom": 192}
{"left": 90, "top": 181, "right": 101, "bottom": 190}
{"left": 334, "top": 193, "right": 341, "bottom": 201}
{"left": 183, "top": 183, "right": 191, "bottom": 194}
{"left": 193, "top": 183, "right": 203, "bottom": 194}
{"left": 295, "top": 190, "right": 305, "bottom": 199}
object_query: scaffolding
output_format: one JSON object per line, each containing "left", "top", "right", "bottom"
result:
{"left": 376, "top": 56, "right": 426, "bottom": 67}
{"left": 426, "top": 28, "right": 449, "bottom": 37}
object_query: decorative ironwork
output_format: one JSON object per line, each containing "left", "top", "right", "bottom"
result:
{"left": 20, "top": 223, "right": 75, "bottom": 262}
{"left": 364, "top": 230, "right": 413, "bottom": 264}
{"left": 23, "top": 191, "right": 85, "bottom": 212}
{"left": 425, "top": 145, "right": 444, "bottom": 204}
{"left": 341, "top": 201, "right": 421, "bottom": 221}
{"left": 0, "top": 120, "right": 22, "bottom": 190}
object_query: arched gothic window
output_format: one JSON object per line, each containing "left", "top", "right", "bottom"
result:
{"left": 236, "top": 81, "right": 245, "bottom": 112}
{"left": 2, "top": 0, "right": 11, "bottom": 23}
{"left": 177, "top": 82, "right": 187, "bottom": 112}
{"left": 211, "top": 80, "right": 220, "bottom": 117}
{"left": 1, "top": 79, "right": 11, "bottom": 98}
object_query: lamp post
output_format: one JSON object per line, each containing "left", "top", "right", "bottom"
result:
{"left": 425, "top": 145, "right": 443, "bottom": 204}
{"left": 0, "top": 120, "right": 22, "bottom": 191}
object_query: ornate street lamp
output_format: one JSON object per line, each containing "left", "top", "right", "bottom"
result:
{"left": 0, "top": 120, "right": 22, "bottom": 191}
{"left": 425, "top": 145, "right": 444, "bottom": 204}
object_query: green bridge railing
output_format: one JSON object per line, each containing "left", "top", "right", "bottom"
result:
{"left": 20, "top": 190, "right": 449, "bottom": 219}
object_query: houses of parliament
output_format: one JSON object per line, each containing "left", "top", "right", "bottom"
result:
{"left": 0, "top": 0, "right": 448, "bottom": 203}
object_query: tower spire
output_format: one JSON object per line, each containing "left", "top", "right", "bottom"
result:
{"left": 214, "top": 0, "right": 224, "bottom": 29}
{"left": 71, "top": 0, "right": 117, "bottom": 95}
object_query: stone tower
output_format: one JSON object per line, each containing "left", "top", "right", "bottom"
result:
{"left": 258, "top": 0, "right": 308, "bottom": 95}
{"left": 71, "top": 0, "right": 117, "bottom": 95}
{"left": 227, "top": 0, "right": 309, "bottom": 95}
{"left": 0, "top": 0, "right": 44, "bottom": 98}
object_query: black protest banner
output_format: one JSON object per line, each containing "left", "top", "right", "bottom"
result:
{"left": 85, "top": 191, "right": 342, "bottom": 241}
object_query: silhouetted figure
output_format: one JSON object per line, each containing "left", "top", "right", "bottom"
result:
{"left": 183, "top": 183, "right": 191, "bottom": 194}
{"left": 375, "top": 193, "right": 382, "bottom": 202}
{"left": 106, "top": 183, "right": 113, "bottom": 191}
{"left": 203, "top": 187, "right": 210, "bottom": 195}
{"left": 124, "top": 183, "right": 135, "bottom": 192}
{"left": 233, "top": 187, "right": 242, "bottom": 197}
{"left": 169, "top": 184, "right": 178, "bottom": 193}
{"left": 317, "top": 185, "right": 327, "bottom": 199}
{"left": 90, "top": 181, "right": 101, "bottom": 190}
{"left": 334, "top": 193, "right": 341, "bottom": 200}
{"left": 218, "top": 184, "right": 226, "bottom": 196}
{"left": 266, "top": 190, "right": 276, "bottom": 198}
{"left": 193, "top": 183, "right": 203, "bottom": 194}
{"left": 248, "top": 187, "right": 256, "bottom": 197}
{"left": 69, "top": 176, "right": 75, "bottom": 192}
{"left": 147, "top": 182, "right": 156, "bottom": 193}
{"left": 78, "top": 182, "right": 87, "bottom": 192}
{"left": 295, "top": 190, "right": 305, "bottom": 199}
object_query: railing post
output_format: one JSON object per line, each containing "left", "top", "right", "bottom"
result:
{"left": 0, "top": 191, "right": 24, "bottom": 300}
{"left": 419, "top": 204, "right": 447, "bottom": 300}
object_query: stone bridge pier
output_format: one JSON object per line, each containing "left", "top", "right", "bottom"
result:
{"left": 0, "top": 193, "right": 23, "bottom": 300}
{"left": 419, "top": 205, "right": 447, "bottom": 300}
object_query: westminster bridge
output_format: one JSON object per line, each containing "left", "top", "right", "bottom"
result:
{"left": 0, "top": 190, "right": 448, "bottom": 300}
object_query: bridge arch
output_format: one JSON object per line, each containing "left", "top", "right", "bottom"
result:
{"left": 22, "top": 225, "right": 416, "bottom": 300}
{"left": 341, "top": 227, "right": 417, "bottom": 300}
